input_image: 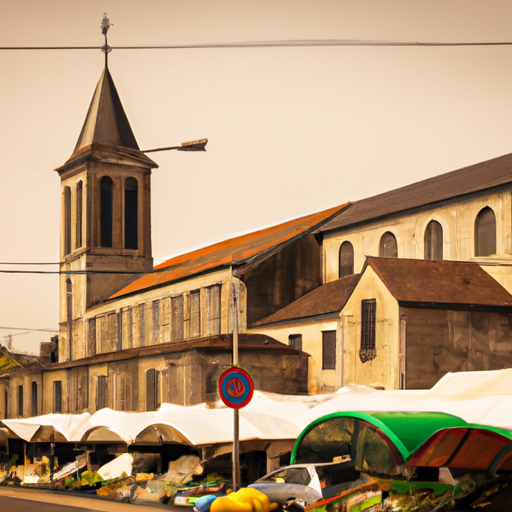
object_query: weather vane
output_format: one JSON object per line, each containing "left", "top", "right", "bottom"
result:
{"left": 101, "top": 13, "right": 112, "bottom": 67}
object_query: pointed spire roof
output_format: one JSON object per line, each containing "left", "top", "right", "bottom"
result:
{"left": 74, "top": 67, "right": 139, "bottom": 152}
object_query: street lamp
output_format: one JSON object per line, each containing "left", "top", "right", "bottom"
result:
{"left": 141, "top": 138, "right": 208, "bottom": 153}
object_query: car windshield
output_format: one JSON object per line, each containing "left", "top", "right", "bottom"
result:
{"left": 261, "top": 467, "right": 312, "bottom": 486}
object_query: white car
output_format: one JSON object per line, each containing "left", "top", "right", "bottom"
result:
{"left": 248, "top": 459, "right": 369, "bottom": 508}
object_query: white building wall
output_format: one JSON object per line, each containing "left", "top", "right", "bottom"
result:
{"left": 323, "top": 190, "right": 512, "bottom": 283}
{"left": 248, "top": 318, "right": 341, "bottom": 394}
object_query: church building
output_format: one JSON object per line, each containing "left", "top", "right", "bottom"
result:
{"left": 0, "top": 60, "right": 348, "bottom": 419}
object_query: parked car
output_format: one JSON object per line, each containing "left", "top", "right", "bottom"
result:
{"left": 248, "top": 459, "right": 369, "bottom": 508}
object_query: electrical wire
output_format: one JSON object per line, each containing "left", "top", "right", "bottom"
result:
{"left": 1, "top": 39, "right": 512, "bottom": 51}
{"left": 0, "top": 326, "right": 56, "bottom": 333}
{"left": 0, "top": 262, "right": 59, "bottom": 265}
{"left": 0, "top": 269, "right": 147, "bottom": 275}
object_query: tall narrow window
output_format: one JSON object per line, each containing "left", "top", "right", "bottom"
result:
{"left": 360, "top": 299, "right": 377, "bottom": 363}
{"left": 100, "top": 176, "right": 113, "bottom": 248}
{"left": 206, "top": 285, "right": 221, "bottom": 336}
{"left": 172, "top": 295, "right": 184, "bottom": 341}
{"left": 17, "top": 385, "right": 23, "bottom": 417}
{"left": 124, "top": 177, "right": 138, "bottom": 249}
{"left": 475, "top": 207, "right": 497, "bottom": 256}
{"left": 4, "top": 390, "right": 8, "bottom": 419}
{"left": 152, "top": 300, "right": 160, "bottom": 345}
{"left": 64, "top": 186, "right": 71, "bottom": 255}
{"left": 190, "top": 290, "right": 201, "bottom": 338}
{"left": 289, "top": 334, "right": 303, "bottom": 351}
{"left": 339, "top": 241, "right": 354, "bottom": 278}
{"left": 96, "top": 376, "right": 107, "bottom": 410}
{"left": 424, "top": 220, "right": 443, "bottom": 261}
{"left": 322, "top": 331, "right": 336, "bottom": 369}
{"left": 87, "top": 318, "right": 97, "bottom": 357}
{"left": 379, "top": 232, "right": 397, "bottom": 258}
{"left": 146, "top": 368, "right": 160, "bottom": 411}
{"left": 139, "top": 303, "right": 146, "bottom": 347}
{"left": 76, "top": 181, "right": 83, "bottom": 249}
{"left": 53, "top": 381, "right": 62, "bottom": 414}
{"left": 31, "top": 382, "right": 38, "bottom": 417}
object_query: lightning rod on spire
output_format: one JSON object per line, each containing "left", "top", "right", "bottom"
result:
{"left": 101, "top": 13, "right": 112, "bottom": 68}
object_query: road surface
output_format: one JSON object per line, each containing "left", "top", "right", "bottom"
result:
{"left": 0, "top": 486, "right": 182, "bottom": 511}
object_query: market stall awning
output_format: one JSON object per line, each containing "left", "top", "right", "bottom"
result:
{"left": 291, "top": 411, "right": 468, "bottom": 467}
{"left": 0, "top": 412, "right": 91, "bottom": 442}
{"left": 406, "top": 425, "right": 512, "bottom": 472}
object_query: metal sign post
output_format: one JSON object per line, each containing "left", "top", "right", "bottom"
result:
{"left": 232, "top": 284, "right": 240, "bottom": 491}
{"left": 217, "top": 282, "right": 254, "bottom": 491}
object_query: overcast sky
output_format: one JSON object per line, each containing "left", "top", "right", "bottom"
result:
{"left": 1, "top": 1, "right": 512, "bottom": 353}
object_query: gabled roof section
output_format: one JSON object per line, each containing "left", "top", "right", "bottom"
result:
{"left": 319, "top": 152, "right": 512, "bottom": 233}
{"left": 74, "top": 67, "right": 139, "bottom": 152}
{"left": 109, "top": 203, "right": 349, "bottom": 300}
{"left": 367, "top": 257, "right": 512, "bottom": 307}
{"left": 251, "top": 274, "right": 359, "bottom": 327}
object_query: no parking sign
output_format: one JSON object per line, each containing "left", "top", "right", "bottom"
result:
{"left": 218, "top": 367, "right": 254, "bottom": 409}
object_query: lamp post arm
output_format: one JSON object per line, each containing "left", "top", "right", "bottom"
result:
{"left": 142, "top": 138, "right": 208, "bottom": 153}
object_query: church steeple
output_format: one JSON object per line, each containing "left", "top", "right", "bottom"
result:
{"left": 55, "top": 23, "right": 158, "bottom": 362}
{"left": 74, "top": 67, "right": 139, "bottom": 152}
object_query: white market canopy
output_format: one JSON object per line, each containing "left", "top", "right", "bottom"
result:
{"left": 3, "top": 368, "right": 512, "bottom": 445}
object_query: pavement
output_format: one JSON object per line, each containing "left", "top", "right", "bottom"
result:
{"left": 0, "top": 486, "right": 184, "bottom": 511}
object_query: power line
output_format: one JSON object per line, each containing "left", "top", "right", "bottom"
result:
{"left": 0, "top": 262, "right": 59, "bottom": 265}
{"left": 1, "top": 39, "right": 512, "bottom": 51}
{"left": 0, "top": 326, "right": 57, "bottom": 333}
{"left": 0, "top": 269, "right": 147, "bottom": 275}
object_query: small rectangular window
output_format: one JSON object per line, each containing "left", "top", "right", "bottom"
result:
{"left": 117, "top": 311, "right": 123, "bottom": 351}
{"left": 206, "top": 285, "right": 221, "bottom": 335}
{"left": 31, "top": 382, "right": 38, "bottom": 417}
{"left": 360, "top": 299, "right": 377, "bottom": 362}
{"left": 4, "top": 390, "right": 9, "bottom": 419}
{"left": 146, "top": 369, "right": 160, "bottom": 411}
{"left": 97, "top": 376, "right": 107, "bottom": 410}
{"left": 190, "top": 290, "right": 201, "bottom": 338}
{"left": 172, "top": 295, "right": 184, "bottom": 341}
{"left": 322, "top": 331, "right": 336, "bottom": 369}
{"left": 53, "top": 381, "right": 62, "bottom": 414}
{"left": 87, "top": 318, "right": 97, "bottom": 357}
{"left": 289, "top": 334, "right": 302, "bottom": 351}
{"left": 139, "top": 303, "right": 146, "bottom": 347}
{"left": 17, "top": 385, "right": 23, "bottom": 417}
{"left": 152, "top": 300, "right": 160, "bottom": 345}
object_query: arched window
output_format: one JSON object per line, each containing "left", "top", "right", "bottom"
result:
{"left": 64, "top": 187, "right": 71, "bottom": 255}
{"left": 424, "top": 220, "right": 443, "bottom": 261}
{"left": 475, "top": 207, "right": 496, "bottom": 256}
{"left": 75, "top": 181, "right": 83, "bottom": 249}
{"left": 379, "top": 232, "right": 397, "bottom": 258}
{"left": 100, "top": 176, "right": 113, "bottom": 248}
{"left": 124, "top": 177, "right": 138, "bottom": 249}
{"left": 339, "top": 241, "right": 354, "bottom": 278}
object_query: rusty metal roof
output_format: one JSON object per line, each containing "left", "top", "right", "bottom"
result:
{"left": 251, "top": 274, "right": 359, "bottom": 327}
{"left": 109, "top": 203, "right": 349, "bottom": 300}
{"left": 367, "top": 257, "right": 512, "bottom": 307}
{"left": 319, "top": 152, "right": 512, "bottom": 233}
{"left": 74, "top": 67, "right": 139, "bottom": 153}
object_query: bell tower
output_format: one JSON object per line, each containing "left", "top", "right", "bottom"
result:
{"left": 55, "top": 60, "right": 158, "bottom": 361}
